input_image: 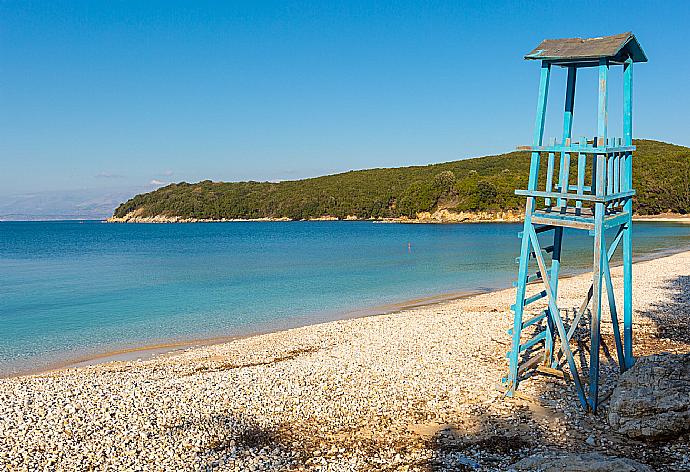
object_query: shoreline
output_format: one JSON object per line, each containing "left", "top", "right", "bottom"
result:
{"left": 2, "top": 248, "right": 690, "bottom": 469}
{"left": 11, "top": 240, "right": 690, "bottom": 380}
{"left": 104, "top": 212, "right": 690, "bottom": 224}
{"left": 2, "top": 213, "right": 689, "bottom": 224}
{"left": 10, "top": 288, "right": 491, "bottom": 379}
{"left": 633, "top": 213, "right": 690, "bottom": 223}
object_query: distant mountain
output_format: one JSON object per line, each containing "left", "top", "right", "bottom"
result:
{"left": 111, "top": 140, "right": 690, "bottom": 222}
{"left": 0, "top": 188, "right": 151, "bottom": 221}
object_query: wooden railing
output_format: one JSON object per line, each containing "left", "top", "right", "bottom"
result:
{"left": 516, "top": 137, "right": 635, "bottom": 213}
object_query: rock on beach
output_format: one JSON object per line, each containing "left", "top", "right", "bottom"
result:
{"left": 511, "top": 451, "right": 655, "bottom": 472}
{"left": 608, "top": 352, "right": 690, "bottom": 439}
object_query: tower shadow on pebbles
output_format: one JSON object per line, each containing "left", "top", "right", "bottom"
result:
{"left": 178, "top": 277, "right": 690, "bottom": 472}
{"left": 643, "top": 275, "right": 690, "bottom": 346}
{"left": 483, "top": 279, "right": 690, "bottom": 471}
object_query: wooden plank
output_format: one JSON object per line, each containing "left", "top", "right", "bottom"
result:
{"left": 617, "top": 146, "right": 625, "bottom": 209}
{"left": 545, "top": 150, "right": 555, "bottom": 207}
{"left": 614, "top": 150, "right": 621, "bottom": 195}
{"left": 520, "top": 331, "right": 547, "bottom": 353}
{"left": 515, "top": 189, "right": 634, "bottom": 203}
{"left": 577, "top": 137, "right": 587, "bottom": 209}
{"left": 604, "top": 211, "right": 631, "bottom": 230}
{"left": 518, "top": 145, "right": 635, "bottom": 153}
{"left": 515, "top": 246, "right": 554, "bottom": 263}
{"left": 607, "top": 151, "right": 614, "bottom": 196}
{"left": 624, "top": 60, "right": 633, "bottom": 146}
{"left": 524, "top": 290, "right": 548, "bottom": 306}
{"left": 598, "top": 58, "right": 608, "bottom": 141}
{"left": 523, "top": 310, "right": 547, "bottom": 328}
{"left": 534, "top": 224, "right": 555, "bottom": 233}
{"left": 517, "top": 354, "right": 543, "bottom": 375}
{"left": 524, "top": 33, "right": 647, "bottom": 64}
{"left": 507, "top": 310, "right": 547, "bottom": 335}
{"left": 512, "top": 269, "right": 551, "bottom": 287}
{"left": 562, "top": 66, "right": 576, "bottom": 139}
{"left": 518, "top": 226, "right": 555, "bottom": 238}
{"left": 590, "top": 214, "right": 604, "bottom": 413}
{"left": 536, "top": 366, "right": 567, "bottom": 379}
{"left": 506, "top": 331, "right": 548, "bottom": 355}
{"left": 531, "top": 214, "right": 593, "bottom": 231}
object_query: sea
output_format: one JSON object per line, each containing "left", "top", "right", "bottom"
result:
{"left": 2, "top": 220, "right": 689, "bottom": 376}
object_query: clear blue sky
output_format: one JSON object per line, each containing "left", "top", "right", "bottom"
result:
{"left": 2, "top": 0, "right": 689, "bottom": 198}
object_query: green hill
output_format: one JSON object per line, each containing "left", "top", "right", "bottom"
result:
{"left": 112, "top": 140, "right": 690, "bottom": 221}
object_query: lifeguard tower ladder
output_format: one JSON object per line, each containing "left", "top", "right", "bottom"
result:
{"left": 502, "top": 33, "right": 647, "bottom": 412}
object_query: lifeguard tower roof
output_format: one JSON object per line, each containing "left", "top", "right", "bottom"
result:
{"left": 525, "top": 32, "right": 647, "bottom": 65}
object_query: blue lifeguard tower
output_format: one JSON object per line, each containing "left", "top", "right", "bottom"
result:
{"left": 502, "top": 33, "right": 647, "bottom": 412}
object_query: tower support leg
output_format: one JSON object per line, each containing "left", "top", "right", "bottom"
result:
{"left": 623, "top": 217, "right": 633, "bottom": 369}
{"left": 547, "top": 65, "right": 576, "bottom": 368}
{"left": 589, "top": 58, "right": 609, "bottom": 412}
{"left": 589, "top": 207, "right": 605, "bottom": 412}
{"left": 623, "top": 58, "right": 634, "bottom": 369}
{"left": 507, "top": 214, "right": 533, "bottom": 395}
{"left": 506, "top": 62, "right": 550, "bottom": 395}
{"left": 545, "top": 227, "right": 563, "bottom": 368}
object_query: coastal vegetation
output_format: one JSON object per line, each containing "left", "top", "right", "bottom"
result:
{"left": 113, "top": 140, "right": 690, "bottom": 221}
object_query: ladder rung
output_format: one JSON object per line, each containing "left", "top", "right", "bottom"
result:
{"left": 528, "top": 269, "right": 549, "bottom": 283}
{"left": 521, "top": 331, "right": 547, "bottom": 353}
{"left": 517, "top": 224, "right": 555, "bottom": 239}
{"left": 506, "top": 331, "right": 547, "bottom": 357}
{"left": 507, "top": 311, "right": 547, "bottom": 335}
{"left": 520, "top": 331, "right": 546, "bottom": 353}
{"left": 535, "top": 224, "right": 556, "bottom": 233}
{"left": 567, "top": 184, "right": 592, "bottom": 192}
{"left": 536, "top": 365, "right": 566, "bottom": 379}
{"left": 518, "top": 353, "right": 543, "bottom": 375}
{"left": 514, "top": 246, "right": 555, "bottom": 263}
{"left": 525, "top": 290, "right": 548, "bottom": 306}
{"left": 510, "top": 290, "right": 547, "bottom": 312}
{"left": 512, "top": 269, "right": 550, "bottom": 287}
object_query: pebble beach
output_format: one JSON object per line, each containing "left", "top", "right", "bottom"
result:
{"left": 1, "top": 251, "right": 690, "bottom": 471}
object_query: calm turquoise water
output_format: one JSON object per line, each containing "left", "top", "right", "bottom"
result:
{"left": 2, "top": 220, "right": 690, "bottom": 375}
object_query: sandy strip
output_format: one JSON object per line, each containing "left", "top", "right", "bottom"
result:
{"left": 633, "top": 213, "right": 690, "bottom": 223}
{"left": 2, "top": 288, "right": 490, "bottom": 379}
{"left": 1, "top": 251, "right": 689, "bottom": 470}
